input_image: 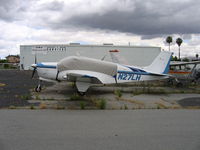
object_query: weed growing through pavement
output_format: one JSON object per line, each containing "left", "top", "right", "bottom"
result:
{"left": 20, "top": 94, "right": 31, "bottom": 100}
{"left": 70, "top": 94, "right": 81, "bottom": 101}
{"left": 124, "top": 104, "right": 128, "bottom": 110}
{"left": 35, "top": 94, "right": 40, "bottom": 100}
{"left": 114, "top": 89, "right": 122, "bottom": 97}
{"left": 157, "top": 104, "right": 160, "bottom": 109}
{"left": 96, "top": 98, "right": 106, "bottom": 109}
{"left": 30, "top": 104, "right": 35, "bottom": 109}
{"left": 80, "top": 101, "right": 85, "bottom": 109}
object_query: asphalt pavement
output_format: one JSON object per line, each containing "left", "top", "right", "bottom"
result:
{"left": 0, "top": 110, "right": 199, "bottom": 150}
{"left": 0, "top": 70, "right": 51, "bottom": 108}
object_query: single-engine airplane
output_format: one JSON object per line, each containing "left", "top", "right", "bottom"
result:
{"left": 31, "top": 51, "right": 172, "bottom": 95}
{"left": 168, "top": 61, "right": 200, "bottom": 86}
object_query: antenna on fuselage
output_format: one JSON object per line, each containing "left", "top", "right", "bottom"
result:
{"left": 101, "top": 55, "right": 107, "bottom": 61}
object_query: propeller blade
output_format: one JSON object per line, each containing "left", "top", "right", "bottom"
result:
{"left": 31, "top": 54, "right": 37, "bottom": 79}
{"left": 31, "top": 68, "right": 36, "bottom": 79}
{"left": 34, "top": 54, "right": 37, "bottom": 64}
{"left": 56, "top": 70, "right": 60, "bottom": 81}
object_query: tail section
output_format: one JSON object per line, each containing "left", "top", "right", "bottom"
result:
{"left": 144, "top": 51, "right": 172, "bottom": 74}
{"left": 109, "top": 50, "right": 129, "bottom": 65}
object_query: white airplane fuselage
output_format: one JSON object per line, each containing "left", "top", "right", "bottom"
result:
{"left": 36, "top": 61, "right": 167, "bottom": 84}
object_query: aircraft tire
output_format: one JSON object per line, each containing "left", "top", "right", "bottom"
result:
{"left": 176, "top": 82, "right": 183, "bottom": 88}
{"left": 35, "top": 85, "right": 42, "bottom": 92}
{"left": 77, "top": 91, "right": 85, "bottom": 96}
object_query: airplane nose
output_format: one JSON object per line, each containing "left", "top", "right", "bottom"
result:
{"left": 31, "top": 64, "right": 37, "bottom": 68}
{"left": 63, "top": 75, "right": 67, "bottom": 79}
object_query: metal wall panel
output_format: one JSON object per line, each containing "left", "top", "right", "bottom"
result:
{"left": 20, "top": 44, "right": 161, "bottom": 70}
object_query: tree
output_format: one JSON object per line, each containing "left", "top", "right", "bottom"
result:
{"left": 174, "top": 56, "right": 178, "bottom": 61}
{"left": 182, "top": 58, "right": 189, "bottom": 62}
{"left": 196, "top": 54, "right": 199, "bottom": 60}
{"left": 166, "top": 36, "right": 173, "bottom": 51}
{"left": 176, "top": 38, "right": 183, "bottom": 60}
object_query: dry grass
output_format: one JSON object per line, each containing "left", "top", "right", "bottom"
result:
{"left": 39, "top": 103, "right": 47, "bottom": 109}
{"left": 9, "top": 105, "right": 16, "bottom": 109}
{"left": 184, "top": 106, "right": 200, "bottom": 109}
{"left": 155, "top": 102, "right": 169, "bottom": 109}
{"left": 118, "top": 97, "right": 145, "bottom": 106}
{"left": 55, "top": 104, "right": 65, "bottom": 110}
{"left": 0, "top": 83, "right": 6, "bottom": 87}
{"left": 169, "top": 105, "right": 182, "bottom": 109}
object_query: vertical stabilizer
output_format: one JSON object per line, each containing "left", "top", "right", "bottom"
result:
{"left": 144, "top": 51, "right": 172, "bottom": 74}
{"left": 109, "top": 50, "right": 129, "bottom": 65}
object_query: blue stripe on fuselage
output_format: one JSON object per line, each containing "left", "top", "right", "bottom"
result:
{"left": 126, "top": 66, "right": 147, "bottom": 73}
{"left": 117, "top": 70, "right": 150, "bottom": 75}
{"left": 36, "top": 63, "right": 56, "bottom": 69}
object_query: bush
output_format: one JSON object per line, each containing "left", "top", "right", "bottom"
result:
{"left": 4, "top": 64, "right": 9, "bottom": 69}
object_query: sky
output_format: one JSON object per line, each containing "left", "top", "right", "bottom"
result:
{"left": 0, "top": 0, "right": 200, "bottom": 58}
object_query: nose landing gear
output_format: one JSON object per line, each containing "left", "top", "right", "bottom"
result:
{"left": 35, "top": 84, "right": 42, "bottom": 92}
{"left": 35, "top": 80, "right": 42, "bottom": 92}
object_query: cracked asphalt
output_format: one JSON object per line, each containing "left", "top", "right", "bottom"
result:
{"left": 0, "top": 70, "right": 52, "bottom": 108}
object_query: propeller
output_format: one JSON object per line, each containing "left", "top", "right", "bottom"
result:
{"left": 31, "top": 54, "right": 38, "bottom": 79}
{"left": 56, "top": 70, "right": 60, "bottom": 81}
{"left": 31, "top": 64, "right": 37, "bottom": 78}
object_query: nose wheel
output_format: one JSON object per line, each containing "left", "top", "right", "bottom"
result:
{"left": 35, "top": 80, "right": 42, "bottom": 92}
{"left": 35, "top": 84, "right": 42, "bottom": 92}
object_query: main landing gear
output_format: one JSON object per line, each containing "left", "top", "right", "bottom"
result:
{"left": 77, "top": 91, "right": 86, "bottom": 96}
{"left": 75, "top": 81, "right": 90, "bottom": 96}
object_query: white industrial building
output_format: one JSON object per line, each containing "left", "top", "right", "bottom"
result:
{"left": 20, "top": 43, "right": 161, "bottom": 70}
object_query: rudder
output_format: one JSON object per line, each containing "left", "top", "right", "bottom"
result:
{"left": 144, "top": 51, "right": 172, "bottom": 74}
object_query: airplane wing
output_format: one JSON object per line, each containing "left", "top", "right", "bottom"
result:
{"left": 170, "top": 61, "right": 200, "bottom": 66}
{"left": 59, "top": 70, "right": 116, "bottom": 84}
{"left": 58, "top": 70, "right": 116, "bottom": 93}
